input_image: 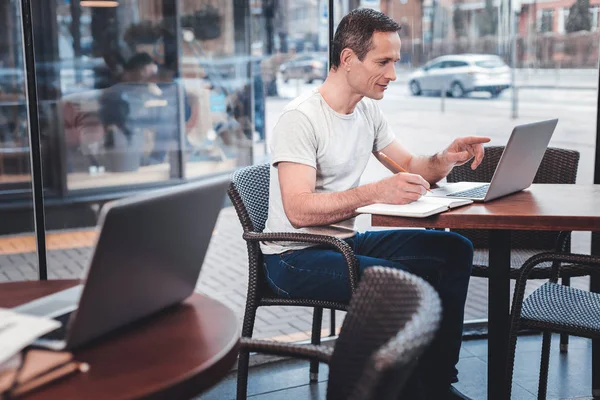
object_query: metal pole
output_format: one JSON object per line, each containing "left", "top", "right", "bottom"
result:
{"left": 328, "top": 0, "right": 337, "bottom": 341}
{"left": 70, "top": 0, "right": 82, "bottom": 84}
{"left": 595, "top": 50, "right": 600, "bottom": 187}
{"left": 441, "top": 84, "right": 446, "bottom": 112}
{"left": 20, "top": 0, "right": 48, "bottom": 280}
{"left": 163, "top": 0, "right": 184, "bottom": 179}
{"left": 511, "top": 8, "right": 518, "bottom": 118}
{"left": 588, "top": 27, "right": 600, "bottom": 399}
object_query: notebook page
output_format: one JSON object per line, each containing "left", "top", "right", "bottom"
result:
{"left": 421, "top": 195, "right": 473, "bottom": 208}
{"left": 356, "top": 199, "right": 447, "bottom": 218}
{"left": 356, "top": 196, "right": 472, "bottom": 218}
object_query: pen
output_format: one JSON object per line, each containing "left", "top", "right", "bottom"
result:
{"left": 376, "top": 151, "right": 432, "bottom": 192}
{"left": 11, "top": 361, "right": 90, "bottom": 396}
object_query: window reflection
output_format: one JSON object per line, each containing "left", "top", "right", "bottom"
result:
{"left": 179, "top": 2, "right": 254, "bottom": 175}
{"left": 0, "top": 1, "right": 30, "bottom": 187}
{"left": 255, "top": 0, "right": 330, "bottom": 152}
{"left": 0, "top": 0, "right": 35, "bottom": 280}
{"left": 35, "top": 0, "right": 253, "bottom": 191}
{"left": 328, "top": 0, "right": 598, "bottom": 325}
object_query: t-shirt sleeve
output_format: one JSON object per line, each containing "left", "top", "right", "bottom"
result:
{"left": 372, "top": 103, "right": 396, "bottom": 152}
{"left": 270, "top": 110, "right": 318, "bottom": 169}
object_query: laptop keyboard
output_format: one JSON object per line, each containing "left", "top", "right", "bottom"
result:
{"left": 447, "top": 184, "right": 490, "bottom": 198}
{"left": 38, "top": 312, "right": 72, "bottom": 341}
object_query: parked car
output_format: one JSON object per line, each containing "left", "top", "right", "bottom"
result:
{"left": 279, "top": 53, "right": 328, "bottom": 84}
{"left": 408, "top": 54, "right": 511, "bottom": 98}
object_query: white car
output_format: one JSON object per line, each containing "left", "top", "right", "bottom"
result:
{"left": 279, "top": 53, "right": 328, "bottom": 84}
{"left": 408, "top": 54, "right": 511, "bottom": 98}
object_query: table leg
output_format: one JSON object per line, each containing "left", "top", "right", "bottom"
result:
{"left": 488, "top": 230, "right": 511, "bottom": 400}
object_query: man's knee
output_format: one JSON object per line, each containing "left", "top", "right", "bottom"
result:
{"left": 438, "top": 231, "right": 474, "bottom": 274}
{"left": 446, "top": 231, "right": 474, "bottom": 256}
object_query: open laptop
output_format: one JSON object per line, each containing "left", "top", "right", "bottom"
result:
{"left": 13, "top": 175, "right": 229, "bottom": 350}
{"left": 430, "top": 119, "right": 559, "bottom": 202}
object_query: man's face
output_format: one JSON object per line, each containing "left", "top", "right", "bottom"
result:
{"left": 347, "top": 31, "right": 400, "bottom": 100}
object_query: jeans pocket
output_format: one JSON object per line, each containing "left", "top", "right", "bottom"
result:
{"left": 263, "top": 260, "right": 292, "bottom": 298}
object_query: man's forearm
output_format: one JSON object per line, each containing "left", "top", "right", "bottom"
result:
{"left": 407, "top": 153, "right": 450, "bottom": 184}
{"left": 285, "top": 182, "right": 379, "bottom": 228}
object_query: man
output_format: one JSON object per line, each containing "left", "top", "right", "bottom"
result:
{"left": 262, "top": 8, "right": 489, "bottom": 400}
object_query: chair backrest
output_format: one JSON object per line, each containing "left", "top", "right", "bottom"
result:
{"left": 447, "top": 146, "right": 580, "bottom": 249}
{"left": 326, "top": 267, "right": 441, "bottom": 400}
{"left": 228, "top": 163, "right": 271, "bottom": 233}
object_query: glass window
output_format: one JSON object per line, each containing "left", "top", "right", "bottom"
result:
{"left": 26, "top": 0, "right": 254, "bottom": 277}
{"left": 32, "top": 0, "right": 253, "bottom": 192}
{"left": 0, "top": 4, "right": 31, "bottom": 190}
{"left": 445, "top": 60, "right": 469, "bottom": 67}
{"left": 591, "top": 6, "right": 599, "bottom": 29}
{"left": 179, "top": 1, "right": 254, "bottom": 177}
{"left": 538, "top": 9, "right": 554, "bottom": 33}
{"left": 559, "top": 8, "right": 569, "bottom": 34}
{"left": 428, "top": 61, "right": 445, "bottom": 69}
{"left": 0, "top": 1, "right": 36, "bottom": 282}
{"left": 257, "top": 0, "right": 329, "bottom": 154}
{"left": 334, "top": 0, "right": 599, "bottom": 326}
{"left": 474, "top": 58, "right": 507, "bottom": 68}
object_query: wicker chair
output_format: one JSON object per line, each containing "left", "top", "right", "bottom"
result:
{"left": 228, "top": 163, "right": 360, "bottom": 400}
{"left": 241, "top": 266, "right": 442, "bottom": 400}
{"left": 506, "top": 252, "right": 600, "bottom": 399}
{"left": 447, "top": 146, "right": 583, "bottom": 351}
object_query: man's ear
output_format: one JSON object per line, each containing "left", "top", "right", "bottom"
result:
{"left": 340, "top": 48, "right": 355, "bottom": 71}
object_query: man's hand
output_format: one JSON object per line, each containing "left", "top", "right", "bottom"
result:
{"left": 439, "top": 136, "right": 491, "bottom": 170}
{"left": 375, "top": 172, "right": 430, "bottom": 205}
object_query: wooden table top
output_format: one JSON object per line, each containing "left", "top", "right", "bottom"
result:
{"left": 1, "top": 280, "right": 240, "bottom": 400}
{"left": 373, "top": 184, "right": 600, "bottom": 231}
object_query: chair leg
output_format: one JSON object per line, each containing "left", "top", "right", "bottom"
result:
{"left": 506, "top": 322, "right": 520, "bottom": 398}
{"left": 237, "top": 303, "right": 258, "bottom": 400}
{"left": 537, "top": 331, "right": 552, "bottom": 400}
{"left": 310, "top": 307, "right": 323, "bottom": 382}
{"left": 237, "top": 350, "right": 251, "bottom": 400}
{"left": 560, "top": 276, "right": 571, "bottom": 353}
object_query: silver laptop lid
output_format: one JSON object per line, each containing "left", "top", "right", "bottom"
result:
{"left": 63, "top": 175, "right": 228, "bottom": 349}
{"left": 484, "top": 118, "right": 558, "bottom": 201}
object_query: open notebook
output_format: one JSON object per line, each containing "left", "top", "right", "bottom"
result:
{"left": 356, "top": 196, "right": 473, "bottom": 218}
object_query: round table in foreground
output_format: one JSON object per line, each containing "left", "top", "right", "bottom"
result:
{"left": 0, "top": 280, "right": 239, "bottom": 399}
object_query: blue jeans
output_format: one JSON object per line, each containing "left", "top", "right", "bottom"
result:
{"left": 263, "top": 229, "right": 473, "bottom": 398}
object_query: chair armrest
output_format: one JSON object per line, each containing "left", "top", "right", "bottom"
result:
{"left": 516, "top": 252, "right": 600, "bottom": 284}
{"left": 243, "top": 231, "right": 360, "bottom": 293}
{"left": 240, "top": 337, "right": 333, "bottom": 364}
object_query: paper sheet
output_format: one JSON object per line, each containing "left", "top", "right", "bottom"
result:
{"left": 0, "top": 309, "right": 61, "bottom": 365}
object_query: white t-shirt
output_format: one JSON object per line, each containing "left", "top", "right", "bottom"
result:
{"left": 261, "top": 89, "right": 395, "bottom": 255}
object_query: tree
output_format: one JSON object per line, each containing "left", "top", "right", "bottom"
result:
{"left": 566, "top": 0, "right": 592, "bottom": 33}
{"left": 453, "top": 0, "right": 468, "bottom": 37}
{"left": 478, "top": 0, "right": 498, "bottom": 36}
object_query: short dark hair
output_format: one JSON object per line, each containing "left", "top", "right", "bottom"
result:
{"left": 124, "top": 52, "right": 155, "bottom": 72}
{"left": 331, "top": 8, "right": 401, "bottom": 70}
